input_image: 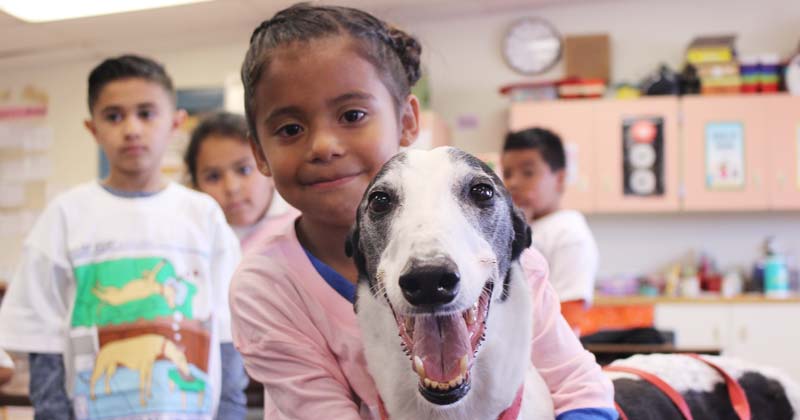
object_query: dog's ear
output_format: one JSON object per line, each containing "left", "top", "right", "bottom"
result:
{"left": 345, "top": 220, "right": 368, "bottom": 313}
{"left": 510, "top": 205, "right": 531, "bottom": 261}
{"left": 345, "top": 221, "right": 367, "bottom": 278}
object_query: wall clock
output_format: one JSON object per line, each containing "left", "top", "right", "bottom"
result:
{"left": 502, "top": 18, "right": 562, "bottom": 75}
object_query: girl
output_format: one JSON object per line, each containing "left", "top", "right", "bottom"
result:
{"left": 185, "top": 111, "right": 295, "bottom": 251}
{"left": 229, "top": 4, "right": 617, "bottom": 419}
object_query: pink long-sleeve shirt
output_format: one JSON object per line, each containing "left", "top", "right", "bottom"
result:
{"left": 229, "top": 216, "right": 615, "bottom": 419}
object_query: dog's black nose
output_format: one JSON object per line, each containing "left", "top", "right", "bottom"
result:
{"left": 399, "top": 262, "right": 460, "bottom": 306}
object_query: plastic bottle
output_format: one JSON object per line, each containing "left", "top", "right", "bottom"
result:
{"left": 764, "top": 237, "right": 790, "bottom": 298}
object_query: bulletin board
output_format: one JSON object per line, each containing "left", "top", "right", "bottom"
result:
{"left": 0, "top": 86, "right": 52, "bottom": 287}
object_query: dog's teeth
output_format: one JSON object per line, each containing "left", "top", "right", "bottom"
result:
{"left": 455, "top": 374, "right": 464, "bottom": 386}
{"left": 448, "top": 376, "right": 461, "bottom": 388}
{"left": 414, "top": 356, "right": 425, "bottom": 379}
{"left": 465, "top": 306, "right": 477, "bottom": 325}
{"left": 423, "top": 378, "right": 432, "bottom": 388}
{"left": 404, "top": 317, "right": 414, "bottom": 333}
{"left": 459, "top": 355, "right": 468, "bottom": 375}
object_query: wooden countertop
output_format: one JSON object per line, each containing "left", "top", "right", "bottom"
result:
{"left": 594, "top": 294, "right": 800, "bottom": 306}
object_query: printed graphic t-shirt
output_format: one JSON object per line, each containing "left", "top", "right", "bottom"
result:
{"left": 0, "top": 181, "right": 240, "bottom": 420}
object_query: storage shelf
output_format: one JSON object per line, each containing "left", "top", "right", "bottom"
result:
{"left": 594, "top": 293, "right": 800, "bottom": 306}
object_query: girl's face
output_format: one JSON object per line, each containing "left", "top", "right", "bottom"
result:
{"left": 250, "top": 36, "right": 419, "bottom": 228}
{"left": 195, "top": 135, "right": 274, "bottom": 227}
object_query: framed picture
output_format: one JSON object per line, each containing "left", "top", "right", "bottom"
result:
{"left": 622, "top": 116, "right": 664, "bottom": 196}
{"left": 705, "top": 121, "right": 745, "bottom": 190}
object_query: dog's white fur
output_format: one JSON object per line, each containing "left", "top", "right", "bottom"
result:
{"left": 354, "top": 148, "right": 553, "bottom": 420}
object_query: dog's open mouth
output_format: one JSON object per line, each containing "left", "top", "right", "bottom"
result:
{"left": 393, "top": 281, "right": 493, "bottom": 405}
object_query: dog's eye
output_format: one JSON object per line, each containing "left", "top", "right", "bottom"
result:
{"left": 470, "top": 184, "right": 494, "bottom": 202}
{"left": 368, "top": 191, "right": 392, "bottom": 214}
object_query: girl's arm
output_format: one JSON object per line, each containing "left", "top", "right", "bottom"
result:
{"left": 229, "top": 263, "right": 365, "bottom": 420}
{"left": 521, "top": 249, "right": 618, "bottom": 420}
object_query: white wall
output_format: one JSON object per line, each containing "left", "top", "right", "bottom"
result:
{"left": 2, "top": 0, "right": 800, "bottom": 277}
{"left": 587, "top": 212, "right": 800, "bottom": 278}
{"left": 1, "top": 43, "right": 249, "bottom": 190}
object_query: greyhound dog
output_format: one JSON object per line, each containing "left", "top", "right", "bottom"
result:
{"left": 347, "top": 147, "right": 552, "bottom": 420}
{"left": 347, "top": 146, "right": 800, "bottom": 420}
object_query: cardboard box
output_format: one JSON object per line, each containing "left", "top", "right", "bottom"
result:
{"left": 564, "top": 34, "right": 610, "bottom": 81}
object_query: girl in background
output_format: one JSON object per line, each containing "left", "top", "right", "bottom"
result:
{"left": 185, "top": 111, "right": 294, "bottom": 252}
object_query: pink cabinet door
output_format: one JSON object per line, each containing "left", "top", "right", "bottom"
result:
{"left": 681, "top": 96, "right": 769, "bottom": 211}
{"left": 509, "top": 100, "right": 596, "bottom": 212}
{"left": 765, "top": 95, "right": 800, "bottom": 209}
{"left": 593, "top": 97, "right": 680, "bottom": 212}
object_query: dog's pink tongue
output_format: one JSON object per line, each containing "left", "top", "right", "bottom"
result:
{"left": 413, "top": 314, "right": 470, "bottom": 383}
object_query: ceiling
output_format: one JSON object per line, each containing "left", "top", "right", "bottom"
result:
{"left": 0, "top": 0, "right": 573, "bottom": 71}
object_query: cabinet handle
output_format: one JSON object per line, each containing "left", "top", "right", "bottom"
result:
{"left": 713, "top": 326, "right": 720, "bottom": 344}
{"left": 739, "top": 326, "right": 748, "bottom": 342}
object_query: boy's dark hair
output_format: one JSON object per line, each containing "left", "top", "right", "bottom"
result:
{"left": 503, "top": 127, "right": 566, "bottom": 172}
{"left": 242, "top": 2, "right": 422, "bottom": 142}
{"left": 87, "top": 54, "right": 175, "bottom": 112}
{"left": 184, "top": 111, "right": 249, "bottom": 187}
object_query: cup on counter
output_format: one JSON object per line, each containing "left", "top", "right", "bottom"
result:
{"left": 679, "top": 276, "right": 701, "bottom": 297}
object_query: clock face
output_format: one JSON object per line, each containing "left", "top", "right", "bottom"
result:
{"left": 502, "top": 18, "right": 562, "bottom": 75}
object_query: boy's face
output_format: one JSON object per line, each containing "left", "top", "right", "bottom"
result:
{"left": 85, "top": 78, "right": 183, "bottom": 181}
{"left": 250, "top": 36, "right": 419, "bottom": 229}
{"left": 501, "top": 148, "right": 565, "bottom": 221}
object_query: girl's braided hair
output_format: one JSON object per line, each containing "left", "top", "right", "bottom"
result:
{"left": 241, "top": 3, "right": 422, "bottom": 141}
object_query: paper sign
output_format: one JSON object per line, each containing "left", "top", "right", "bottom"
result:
{"left": 565, "top": 142, "right": 579, "bottom": 186}
{"left": 705, "top": 122, "right": 745, "bottom": 190}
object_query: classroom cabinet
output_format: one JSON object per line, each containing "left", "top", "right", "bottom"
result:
{"left": 765, "top": 95, "right": 800, "bottom": 209}
{"left": 510, "top": 94, "right": 800, "bottom": 213}
{"left": 593, "top": 98, "right": 681, "bottom": 212}
{"left": 510, "top": 97, "right": 680, "bottom": 212}
{"left": 654, "top": 303, "right": 800, "bottom": 383}
{"left": 510, "top": 100, "right": 597, "bottom": 211}
{"left": 681, "top": 96, "right": 769, "bottom": 211}
{"left": 675, "top": 94, "right": 800, "bottom": 211}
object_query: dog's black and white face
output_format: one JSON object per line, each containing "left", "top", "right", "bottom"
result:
{"left": 346, "top": 147, "right": 530, "bottom": 406}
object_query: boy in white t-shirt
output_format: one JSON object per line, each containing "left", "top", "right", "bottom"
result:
{"left": 501, "top": 127, "right": 599, "bottom": 333}
{"left": 0, "top": 55, "right": 246, "bottom": 419}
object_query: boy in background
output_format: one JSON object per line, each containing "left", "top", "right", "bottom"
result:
{"left": 502, "top": 127, "right": 599, "bottom": 334}
{"left": 0, "top": 55, "right": 246, "bottom": 419}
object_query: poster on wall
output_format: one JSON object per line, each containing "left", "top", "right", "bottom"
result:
{"left": 0, "top": 84, "right": 51, "bottom": 283}
{"left": 705, "top": 121, "right": 745, "bottom": 190}
{"left": 622, "top": 116, "right": 664, "bottom": 196}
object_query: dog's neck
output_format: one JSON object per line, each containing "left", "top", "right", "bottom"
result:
{"left": 376, "top": 385, "right": 525, "bottom": 420}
